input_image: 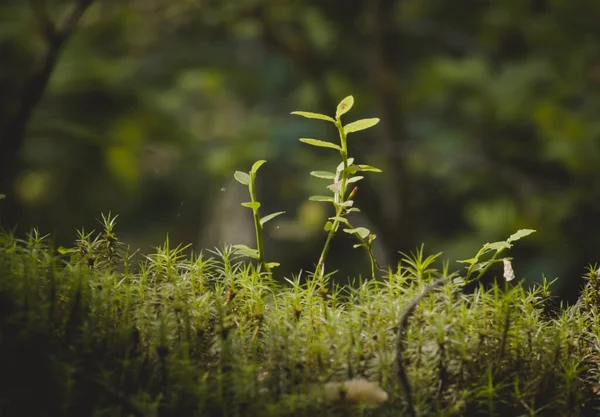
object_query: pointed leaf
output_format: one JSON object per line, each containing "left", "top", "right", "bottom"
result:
{"left": 357, "top": 165, "right": 382, "bottom": 173}
{"left": 58, "top": 246, "right": 77, "bottom": 255}
{"left": 310, "top": 171, "right": 336, "bottom": 179}
{"left": 337, "top": 200, "right": 354, "bottom": 208}
{"left": 300, "top": 138, "right": 342, "bottom": 151}
{"left": 343, "top": 227, "right": 370, "bottom": 239}
{"left": 343, "top": 118, "right": 380, "bottom": 134}
{"left": 336, "top": 158, "right": 355, "bottom": 173}
{"left": 336, "top": 96, "right": 354, "bottom": 118}
{"left": 260, "top": 211, "right": 285, "bottom": 226}
{"left": 251, "top": 160, "right": 266, "bottom": 174}
{"left": 484, "top": 241, "right": 511, "bottom": 251}
{"left": 457, "top": 257, "right": 477, "bottom": 266}
{"left": 329, "top": 216, "right": 350, "bottom": 226}
{"left": 353, "top": 244, "right": 362, "bottom": 249}
{"left": 234, "top": 171, "right": 250, "bottom": 185}
{"left": 233, "top": 244, "right": 260, "bottom": 259}
{"left": 309, "top": 195, "right": 334, "bottom": 202}
{"left": 241, "top": 202, "right": 261, "bottom": 210}
{"left": 266, "top": 262, "right": 280, "bottom": 269}
{"left": 507, "top": 229, "right": 536, "bottom": 244}
{"left": 290, "top": 111, "right": 335, "bottom": 123}
{"left": 347, "top": 176, "right": 364, "bottom": 184}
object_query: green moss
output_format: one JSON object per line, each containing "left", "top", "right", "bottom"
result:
{"left": 1, "top": 221, "right": 600, "bottom": 417}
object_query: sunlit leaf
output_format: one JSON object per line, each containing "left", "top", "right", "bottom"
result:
{"left": 347, "top": 176, "right": 364, "bottom": 184}
{"left": 343, "top": 118, "right": 380, "bottom": 134}
{"left": 260, "top": 211, "right": 285, "bottom": 226}
{"left": 234, "top": 171, "right": 250, "bottom": 185}
{"left": 484, "top": 241, "right": 511, "bottom": 251}
{"left": 58, "top": 246, "right": 77, "bottom": 255}
{"left": 310, "top": 171, "right": 336, "bottom": 179}
{"left": 336, "top": 96, "right": 354, "bottom": 118}
{"left": 290, "top": 111, "right": 335, "bottom": 123}
{"left": 506, "top": 229, "right": 536, "bottom": 244}
{"left": 233, "top": 244, "right": 260, "bottom": 259}
{"left": 300, "top": 138, "right": 342, "bottom": 151}
{"left": 343, "top": 227, "right": 370, "bottom": 239}
{"left": 251, "top": 160, "right": 266, "bottom": 174}
{"left": 309, "top": 195, "right": 334, "bottom": 202}
{"left": 336, "top": 158, "right": 355, "bottom": 172}
{"left": 241, "top": 202, "right": 261, "bottom": 210}
{"left": 357, "top": 165, "right": 382, "bottom": 173}
{"left": 329, "top": 216, "right": 350, "bottom": 226}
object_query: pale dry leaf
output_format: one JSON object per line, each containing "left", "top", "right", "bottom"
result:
{"left": 503, "top": 258, "right": 515, "bottom": 282}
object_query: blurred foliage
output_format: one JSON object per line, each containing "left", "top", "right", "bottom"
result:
{"left": 1, "top": 0, "right": 600, "bottom": 298}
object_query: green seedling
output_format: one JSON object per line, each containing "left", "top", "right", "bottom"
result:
{"left": 233, "top": 160, "right": 284, "bottom": 273}
{"left": 292, "top": 95, "right": 382, "bottom": 281}
{"left": 458, "top": 228, "right": 536, "bottom": 286}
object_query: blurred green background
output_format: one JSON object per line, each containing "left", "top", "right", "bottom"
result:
{"left": 2, "top": 0, "right": 600, "bottom": 299}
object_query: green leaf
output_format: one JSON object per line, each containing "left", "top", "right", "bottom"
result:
{"left": 260, "top": 211, "right": 285, "bottom": 226}
{"left": 58, "top": 246, "right": 77, "bottom": 255}
{"left": 290, "top": 111, "right": 335, "bottom": 123}
{"left": 343, "top": 227, "right": 370, "bottom": 239}
{"left": 337, "top": 200, "right": 354, "bottom": 208}
{"left": 266, "top": 262, "right": 280, "bottom": 269}
{"left": 300, "top": 138, "right": 342, "bottom": 151}
{"left": 233, "top": 244, "right": 260, "bottom": 259}
{"left": 234, "top": 171, "right": 250, "bottom": 185}
{"left": 251, "top": 160, "right": 266, "bottom": 174}
{"left": 356, "top": 165, "right": 382, "bottom": 173}
{"left": 309, "top": 195, "right": 334, "bottom": 202}
{"left": 347, "top": 176, "right": 364, "bottom": 184}
{"left": 324, "top": 221, "right": 333, "bottom": 231}
{"left": 353, "top": 244, "right": 363, "bottom": 249}
{"left": 507, "top": 229, "right": 536, "bottom": 244}
{"left": 457, "top": 257, "right": 477, "bottom": 266}
{"left": 0, "top": 193, "right": 5, "bottom": 200}
{"left": 484, "top": 241, "right": 511, "bottom": 251}
{"left": 329, "top": 216, "right": 350, "bottom": 226}
{"left": 346, "top": 208, "right": 361, "bottom": 213}
{"left": 343, "top": 118, "right": 380, "bottom": 134}
{"left": 336, "top": 96, "right": 354, "bottom": 118}
{"left": 241, "top": 202, "right": 261, "bottom": 210}
{"left": 336, "top": 158, "right": 355, "bottom": 173}
{"left": 310, "top": 171, "right": 336, "bottom": 179}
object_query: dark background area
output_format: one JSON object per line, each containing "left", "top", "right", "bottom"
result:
{"left": 2, "top": 0, "right": 600, "bottom": 300}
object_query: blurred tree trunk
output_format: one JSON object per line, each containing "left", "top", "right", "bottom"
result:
{"left": 361, "top": 0, "right": 415, "bottom": 262}
{"left": 0, "top": 0, "right": 95, "bottom": 226}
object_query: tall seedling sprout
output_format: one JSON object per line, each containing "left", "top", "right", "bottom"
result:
{"left": 292, "top": 96, "right": 382, "bottom": 283}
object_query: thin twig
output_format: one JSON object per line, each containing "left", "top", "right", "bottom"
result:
{"left": 395, "top": 276, "right": 450, "bottom": 417}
